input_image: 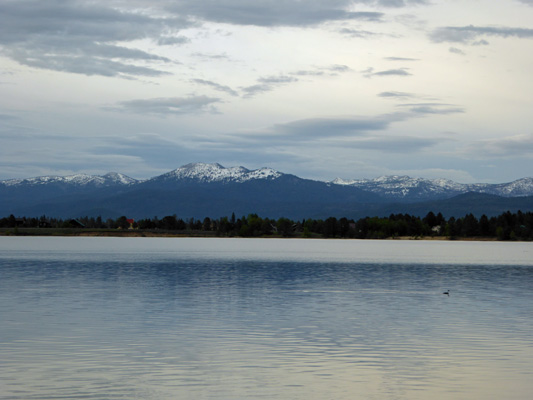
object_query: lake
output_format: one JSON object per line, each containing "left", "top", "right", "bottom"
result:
{"left": 1, "top": 237, "right": 532, "bottom": 399}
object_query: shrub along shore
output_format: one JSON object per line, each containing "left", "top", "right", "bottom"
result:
{"left": 1, "top": 211, "right": 532, "bottom": 241}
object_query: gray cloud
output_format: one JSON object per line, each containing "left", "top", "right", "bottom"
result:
{"left": 327, "top": 64, "right": 352, "bottom": 73}
{"left": 222, "top": 113, "right": 444, "bottom": 157}
{"left": 365, "top": 68, "right": 412, "bottom": 77}
{"left": 274, "top": 117, "right": 392, "bottom": 139}
{"left": 0, "top": 127, "right": 146, "bottom": 178}
{"left": 351, "top": 136, "right": 439, "bottom": 152}
{"left": 430, "top": 25, "right": 533, "bottom": 44}
{"left": 242, "top": 75, "right": 299, "bottom": 98}
{"left": 0, "top": 113, "right": 17, "bottom": 121}
{"left": 408, "top": 106, "right": 465, "bottom": 115}
{"left": 191, "top": 65, "right": 352, "bottom": 100}
{"left": 158, "top": 36, "right": 191, "bottom": 46}
{"left": 194, "top": 65, "right": 352, "bottom": 99}
{"left": 241, "top": 84, "right": 281, "bottom": 98}
{"left": 449, "top": 47, "right": 466, "bottom": 55}
{"left": 107, "top": 96, "right": 222, "bottom": 115}
{"left": 191, "top": 79, "right": 239, "bottom": 97}
{"left": 374, "top": 69, "right": 412, "bottom": 76}
{"left": 384, "top": 57, "right": 419, "bottom": 61}
{"left": 165, "top": 1, "right": 386, "bottom": 26}
{"left": 8, "top": 46, "right": 173, "bottom": 77}
{"left": 517, "top": 0, "right": 533, "bottom": 5}
{"left": 469, "top": 134, "right": 533, "bottom": 158}
{"left": 229, "top": 115, "right": 405, "bottom": 146}
{"left": 378, "top": 91, "right": 415, "bottom": 99}
{"left": 93, "top": 133, "right": 195, "bottom": 170}
{"left": 227, "top": 108, "right": 462, "bottom": 150}
{"left": 290, "top": 64, "right": 352, "bottom": 77}
{"left": 397, "top": 102, "right": 465, "bottom": 115}
{"left": 0, "top": 0, "right": 190, "bottom": 77}
{"left": 259, "top": 76, "right": 299, "bottom": 84}
{"left": 377, "top": 0, "right": 429, "bottom": 6}
{"left": 0, "top": 0, "right": 428, "bottom": 78}
{"left": 339, "top": 28, "right": 380, "bottom": 38}
{"left": 191, "top": 52, "right": 233, "bottom": 61}
{"left": 290, "top": 70, "right": 326, "bottom": 77}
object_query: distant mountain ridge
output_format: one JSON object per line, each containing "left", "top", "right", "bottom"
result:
{"left": 1, "top": 163, "right": 533, "bottom": 219}
{"left": 2, "top": 172, "right": 138, "bottom": 187}
{"left": 331, "top": 175, "right": 533, "bottom": 200}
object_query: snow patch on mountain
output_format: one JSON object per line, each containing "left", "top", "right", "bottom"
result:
{"left": 331, "top": 175, "right": 533, "bottom": 199}
{"left": 158, "top": 163, "right": 282, "bottom": 183}
{"left": 332, "top": 176, "right": 462, "bottom": 198}
{"left": 2, "top": 172, "right": 137, "bottom": 187}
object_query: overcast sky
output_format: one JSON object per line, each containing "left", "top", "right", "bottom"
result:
{"left": 1, "top": 0, "right": 532, "bottom": 183}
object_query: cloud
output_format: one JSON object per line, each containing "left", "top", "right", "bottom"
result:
{"left": 0, "top": 127, "right": 149, "bottom": 178}
{"left": 339, "top": 28, "right": 380, "bottom": 38}
{"left": 351, "top": 136, "right": 439, "bottom": 152}
{"left": 469, "top": 134, "right": 533, "bottom": 158}
{"left": 228, "top": 114, "right": 405, "bottom": 146}
{"left": 384, "top": 57, "right": 419, "bottom": 61}
{"left": 0, "top": 0, "right": 190, "bottom": 77}
{"left": 259, "top": 76, "right": 299, "bottom": 84}
{"left": 221, "top": 113, "right": 445, "bottom": 157}
{"left": 191, "top": 79, "right": 239, "bottom": 96}
{"left": 290, "top": 64, "right": 352, "bottom": 77}
{"left": 8, "top": 49, "right": 173, "bottom": 77}
{"left": 364, "top": 68, "right": 412, "bottom": 77}
{"left": 0, "top": 113, "right": 17, "bottom": 121}
{"left": 408, "top": 106, "right": 465, "bottom": 115}
{"left": 274, "top": 116, "right": 393, "bottom": 139}
{"left": 0, "top": 0, "right": 428, "bottom": 78}
{"left": 327, "top": 64, "right": 352, "bottom": 73}
{"left": 449, "top": 47, "right": 466, "bottom": 55}
{"left": 92, "top": 133, "right": 196, "bottom": 170}
{"left": 376, "top": 0, "right": 429, "bottom": 6}
{"left": 430, "top": 25, "right": 533, "bottom": 44}
{"left": 374, "top": 69, "right": 412, "bottom": 77}
{"left": 378, "top": 91, "right": 415, "bottom": 99}
{"left": 517, "top": 0, "right": 533, "bottom": 5}
{"left": 192, "top": 65, "right": 352, "bottom": 99}
{"left": 165, "top": 1, "right": 386, "bottom": 26}
{"left": 397, "top": 103, "right": 465, "bottom": 114}
{"left": 241, "top": 75, "right": 298, "bottom": 98}
{"left": 191, "top": 52, "right": 233, "bottom": 61}
{"left": 107, "top": 96, "right": 222, "bottom": 115}
{"left": 290, "top": 70, "right": 326, "bottom": 77}
{"left": 158, "top": 36, "right": 191, "bottom": 46}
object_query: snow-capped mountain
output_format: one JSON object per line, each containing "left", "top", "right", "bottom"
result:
{"left": 331, "top": 175, "right": 533, "bottom": 200}
{"left": 5, "top": 164, "right": 531, "bottom": 198}
{"left": 477, "top": 177, "right": 533, "bottom": 197}
{"left": 1, "top": 163, "right": 533, "bottom": 219}
{"left": 148, "top": 163, "right": 282, "bottom": 184}
{"left": 2, "top": 172, "right": 138, "bottom": 188}
{"left": 331, "top": 176, "right": 463, "bottom": 200}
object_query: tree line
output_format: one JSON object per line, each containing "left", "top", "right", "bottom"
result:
{"left": 2, "top": 211, "right": 533, "bottom": 240}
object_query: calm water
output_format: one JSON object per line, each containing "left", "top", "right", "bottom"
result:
{"left": 1, "top": 237, "right": 533, "bottom": 399}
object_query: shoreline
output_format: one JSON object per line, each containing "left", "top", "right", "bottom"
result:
{"left": 0, "top": 228, "right": 503, "bottom": 241}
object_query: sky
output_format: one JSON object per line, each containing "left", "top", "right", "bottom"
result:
{"left": 1, "top": 0, "right": 532, "bottom": 183}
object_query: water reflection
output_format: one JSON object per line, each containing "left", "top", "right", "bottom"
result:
{"left": 1, "top": 238, "right": 533, "bottom": 399}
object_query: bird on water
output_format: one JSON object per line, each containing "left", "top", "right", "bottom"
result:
{"left": 443, "top": 290, "right": 450, "bottom": 296}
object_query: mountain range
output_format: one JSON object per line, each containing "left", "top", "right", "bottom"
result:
{"left": 1, "top": 163, "right": 533, "bottom": 220}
